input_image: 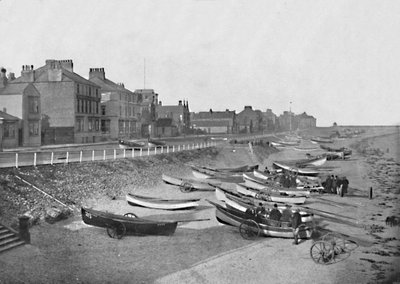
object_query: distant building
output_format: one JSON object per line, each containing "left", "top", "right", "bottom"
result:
{"left": 236, "top": 106, "right": 263, "bottom": 133}
{"left": 1, "top": 60, "right": 103, "bottom": 145}
{"left": 133, "top": 89, "right": 158, "bottom": 137}
{"left": 0, "top": 67, "right": 42, "bottom": 147}
{"left": 156, "top": 100, "right": 190, "bottom": 136}
{"left": 296, "top": 112, "right": 316, "bottom": 129}
{"left": 0, "top": 110, "right": 20, "bottom": 149}
{"left": 191, "top": 109, "right": 236, "bottom": 134}
{"left": 154, "top": 118, "right": 178, "bottom": 137}
{"left": 89, "top": 68, "right": 141, "bottom": 140}
{"left": 261, "top": 108, "right": 278, "bottom": 132}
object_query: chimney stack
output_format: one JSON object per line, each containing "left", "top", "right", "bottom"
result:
{"left": 89, "top": 68, "right": 105, "bottom": 80}
{"left": 0, "top": 68, "right": 7, "bottom": 88}
{"left": 7, "top": 72, "right": 15, "bottom": 81}
{"left": 21, "top": 65, "right": 35, "bottom": 82}
{"left": 178, "top": 100, "right": 182, "bottom": 106}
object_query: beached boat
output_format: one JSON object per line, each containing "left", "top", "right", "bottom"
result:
{"left": 162, "top": 174, "right": 215, "bottom": 191}
{"left": 310, "top": 137, "right": 334, "bottom": 144}
{"left": 81, "top": 207, "right": 178, "bottom": 238}
{"left": 272, "top": 161, "right": 320, "bottom": 178}
{"left": 293, "top": 146, "right": 319, "bottom": 152}
{"left": 208, "top": 201, "right": 313, "bottom": 239}
{"left": 118, "top": 139, "right": 146, "bottom": 149}
{"left": 190, "top": 165, "right": 245, "bottom": 180}
{"left": 126, "top": 193, "right": 200, "bottom": 210}
{"left": 274, "top": 156, "right": 327, "bottom": 168}
{"left": 242, "top": 173, "right": 311, "bottom": 197}
{"left": 147, "top": 139, "right": 167, "bottom": 147}
{"left": 224, "top": 193, "right": 314, "bottom": 223}
{"left": 320, "top": 145, "right": 352, "bottom": 157}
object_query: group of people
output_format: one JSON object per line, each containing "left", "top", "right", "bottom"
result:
{"left": 322, "top": 175, "right": 349, "bottom": 197}
{"left": 252, "top": 203, "right": 303, "bottom": 245}
{"left": 279, "top": 172, "right": 298, "bottom": 188}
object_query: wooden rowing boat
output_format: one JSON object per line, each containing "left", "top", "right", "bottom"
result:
{"left": 81, "top": 207, "right": 178, "bottom": 238}
{"left": 147, "top": 139, "right": 167, "bottom": 147}
{"left": 224, "top": 193, "right": 314, "bottom": 223}
{"left": 118, "top": 139, "right": 146, "bottom": 149}
{"left": 162, "top": 174, "right": 215, "bottom": 191}
{"left": 126, "top": 193, "right": 200, "bottom": 210}
{"left": 272, "top": 161, "right": 320, "bottom": 178}
{"left": 208, "top": 201, "right": 313, "bottom": 239}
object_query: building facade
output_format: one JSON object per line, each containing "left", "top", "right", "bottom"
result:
{"left": 89, "top": 68, "right": 141, "bottom": 140}
{"left": 236, "top": 106, "right": 263, "bottom": 133}
{"left": 191, "top": 109, "right": 236, "bottom": 134}
{"left": 155, "top": 100, "right": 190, "bottom": 136}
{"left": 0, "top": 111, "right": 20, "bottom": 150}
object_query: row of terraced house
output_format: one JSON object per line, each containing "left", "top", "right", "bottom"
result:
{"left": 0, "top": 59, "right": 316, "bottom": 150}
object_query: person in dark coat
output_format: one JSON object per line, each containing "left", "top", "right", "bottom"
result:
{"left": 280, "top": 204, "right": 292, "bottom": 223}
{"left": 341, "top": 177, "right": 349, "bottom": 197}
{"left": 331, "top": 175, "right": 338, "bottom": 194}
{"left": 269, "top": 204, "right": 282, "bottom": 221}
{"left": 290, "top": 174, "right": 297, "bottom": 188}
{"left": 291, "top": 208, "right": 302, "bottom": 245}
{"left": 324, "top": 175, "right": 332, "bottom": 193}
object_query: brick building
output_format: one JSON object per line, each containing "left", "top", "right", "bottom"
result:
{"left": 89, "top": 68, "right": 141, "bottom": 140}
{"left": 236, "top": 106, "right": 263, "bottom": 133}
{"left": 191, "top": 109, "right": 236, "bottom": 134}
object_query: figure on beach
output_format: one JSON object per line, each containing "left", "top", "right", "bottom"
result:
{"left": 269, "top": 204, "right": 282, "bottom": 221}
{"left": 281, "top": 204, "right": 292, "bottom": 223}
{"left": 324, "top": 175, "right": 333, "bottom": 193}
{"left": 341, "top": 177, "right": 349, "bottom": 197}
{"left": 292, "top": 208, "right": 302, "bottom": 245}
{"left": 331, "top": 175, "right": 338, "bottom": 194}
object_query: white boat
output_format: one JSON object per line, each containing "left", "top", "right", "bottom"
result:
{"left": 162, "top": 174, "right": 215, "bottom": 191}
{"left": 126, "top": 193, "right": 200, "bottom": 210}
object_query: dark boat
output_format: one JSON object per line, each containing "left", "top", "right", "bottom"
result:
{"left": 147, "top": 139, "right": 167, "bottom": 147}
{"left": 81, "top": 207, "right": 178, "bottom": 238}
{"left": 118, "top": 139, "right": 146, "bottom": 149}
{"left": 319, "top": 145, "right": 352, "bottom": 157}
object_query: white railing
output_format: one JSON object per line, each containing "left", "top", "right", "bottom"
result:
{"left": 0, "top": 141, "right": 217, "bottom": 169}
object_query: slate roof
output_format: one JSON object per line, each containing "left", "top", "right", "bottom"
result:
{"left": 0, "top": 110, "right": 20, "bottom": 121}
{"left": 0, "top": 83, "right": 29, "bottom": 95}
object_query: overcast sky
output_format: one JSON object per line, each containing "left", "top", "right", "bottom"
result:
{"left": 1, "top": 0, "right": 399, "bottom": 126}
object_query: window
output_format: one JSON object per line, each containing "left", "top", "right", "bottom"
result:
{"left": 89, "top": 87, "right": 92, "bottom": 96}
{"left": 29, "top": 121, "right": 39, "bottom": 136}
{"left": 76, "top": 84, "right": 80, "bottom": 94}
{"left": 101, "top": 105, "right": 106, "bottom": 115}
{"left": 76, "top": 118, "right": 84, "bottom": 132}
{"left": 96, "top": 89, "right": 98, "bottom": 96}
{"left": 96, "top": 102, "right": 99, "bottom": 114}
{"left": 4, "top": 123, "right": 16, "bottom": 138}
{"left": 118, "top": 120, "right": 124, "bottom": 134}
{"left": 95, "top": 119, "right": 99, "bottom": 131}
{"left": 28, "top": 97, "right": 39, "bottom": 113}
{"left": 88, "top": 118, "right": 93, "bottom": 131}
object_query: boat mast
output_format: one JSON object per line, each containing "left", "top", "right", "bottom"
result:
{"left": 289, "top": 101, "right": 292, "bottom": 133}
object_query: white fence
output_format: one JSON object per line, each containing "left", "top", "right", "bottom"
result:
{"left": 0, "top": 141, "right": 217, "bottom": 169}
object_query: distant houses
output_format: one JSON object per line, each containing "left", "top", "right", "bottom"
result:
{"left": 0, "top": 58, "right": 317, "bottom": 150}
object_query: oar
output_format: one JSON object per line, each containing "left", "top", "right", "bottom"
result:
{"left": 177, "top": 218, "right": 211, "bottom": 223}
{"left": 298, "top": 205, "right": 358, "bottom": 220}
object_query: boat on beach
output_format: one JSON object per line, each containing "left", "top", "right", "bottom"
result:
{"left": 310, "top": 137, "right": 334, "bottom": 144}
{"left": 118, "top": 139, "right": 146, "bottom": 149}
{"left": 126, "top": 193, "right": 200, "bottom": 210}
{"left": 147, "top": 139, "right": 167, "bottom": 147}
{"left": 208, "top": 201, "right": 313, "bottom": 239}
{"left": 162, "top": 174, "right": 215, "bottom": 191}
{"left": 81, "top": 207, "right": 178, "bottom": 238}
{"left": 272, "top": 161, "right": 320, "bottom": 179}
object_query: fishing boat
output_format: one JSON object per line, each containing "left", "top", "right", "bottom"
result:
{"left": 118, "top": 139, "right": 146, "bottom": 149}
{"left": 320, "top": 145, "right": 352, "bottom": 157}
{"left": 272, "top": 161, "right": 320, "bottom": 178}
{"left": 310, "top": 137, "right": 334, "bottom": 144}
{"left": 242, "top": 173, "right": 311, "bottom": 197}
{"left": 292, "top": 146, "right": 319, "bottom": 152}
{"left": 274, "top": 156, "right": 327, "bottom": 168}
{"left": 81, "top": 207, "right": 178, "bottom": 238}
{"left": 147, "top": 139, "right": 167, "bottom": 147}
{"left": 190, "top": 165, "right": 245, "bottom": 180}
{"left": 208, "top": 201, "right": 313, "bottom": 239}
{"left": 162, "top": 174, "right": 215, "bottom": 191}
{"left": 126, "top": 193, "right": 200, "bottom": 210}
{"left": 224, "top": 193, "right": 314, "bottom": 223}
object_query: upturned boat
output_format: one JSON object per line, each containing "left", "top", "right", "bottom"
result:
{"left": 126, "top": 193, "right": 200, "bottom": 210}
{"left": 81, "top": 207, "right": 178, "bottom": 238}
{"left": 162, "top": 174, "right": 215, "bottom": 191}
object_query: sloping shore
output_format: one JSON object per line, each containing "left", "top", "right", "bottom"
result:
{"left": 0, "top": 127, "right": 399, "bottom": 284}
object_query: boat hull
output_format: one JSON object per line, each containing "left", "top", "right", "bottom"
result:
{"left": 126, "top": 194, "right": 199, "bottom": 210}
{"left": 81, "top": 207, "right": 177, "bottom": 236}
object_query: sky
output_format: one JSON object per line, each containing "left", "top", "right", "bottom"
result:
{"left": 1, "top": 0, "right": 400, "bottom": 126}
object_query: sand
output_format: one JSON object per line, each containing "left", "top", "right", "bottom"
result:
{"left": 0, "top": 126, "right": 399, "bottom": 284}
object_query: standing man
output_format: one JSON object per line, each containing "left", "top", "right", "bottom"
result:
{"left": 292, "top": 208, "right": 302, "bottom": 245}
{"left": 281, "top": 204, "right": 293, "bottom": 223}
{"left": 331, "top": 175, "right": 338, "bottom": 194}
{"left": 341, "top": 177, "right": 349, "bottom": 197}
{"left": 324, "top": 175, "right": 332, "bottom": 193}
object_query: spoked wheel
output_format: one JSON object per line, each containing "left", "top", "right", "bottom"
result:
{"left": 322, "top": 233, "right": 346, "bottom": 255}
{"left": 310, "top": 241, "right": 334, "bottom": 264}
{"left": 239, "top": 219, "right": 260, "bottom": 240}
{"left": 124, "top": 212, "right": 138, "bottom": 218}
{"left": 180, "top": 182, "right": 194, "bottom": 193}
{"left": 106, "top": 222, "right": 126, "bottom": 239}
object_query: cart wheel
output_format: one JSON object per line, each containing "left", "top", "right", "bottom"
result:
{"left": 124, "top": 212, "right": 138, "bottom": 218}
{"left": 322, "top": 233, "right": 346, "bottom": 255}
{"left": 239, "top": 219, "right": 260, "bottom": 240}
{"left": 310, "top": 241, "right": 334, "bottom": 264}
{"left": 106, "top": 222, "right": 126, "bottom": 239}
{"left": 180, "top": 182, "right": 194, "bottom": 193}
